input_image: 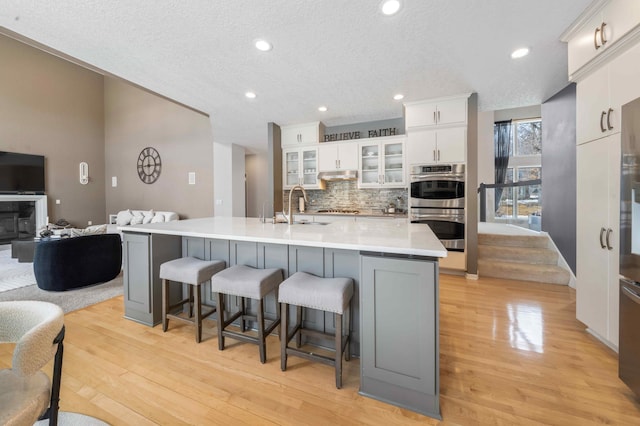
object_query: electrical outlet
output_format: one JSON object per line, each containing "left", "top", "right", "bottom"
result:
{"left": 188, "top": 172, "right": 196, "bottom": 185}
{"left": 112, "top": 176, "right": 117, "bottom": 187}
{"left": 215, "top": 199, "right": 223, "bottom": 205}
{"left": 55, "top": 199, "right": 60, "bottom": 205}
{"left": 88, "top": 221, "right": 92, "bottom": 226}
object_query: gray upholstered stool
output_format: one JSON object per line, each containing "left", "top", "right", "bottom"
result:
{"left": 211, "top": 265, "right": 283, "bottom": 363}
{"left": 160, "top": 257, "right": 226, "bottom": 343}
{"left": 278, "top": 271, "right": 354, "bottom": 389}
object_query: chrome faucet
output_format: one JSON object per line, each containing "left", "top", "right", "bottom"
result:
{"left": 282, "top": 185, "right": 308, "bottom": 224}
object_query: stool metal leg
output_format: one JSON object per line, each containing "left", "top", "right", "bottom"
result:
{"left": 281, "top": 302, "right": 288, "bottom": 371}
{"left": 162, "top": 279, "right": 169, "bottom": 332}
{"left": 194, "top": 284, "right": 202, "bottom": 343}
{"left": 240, "top": 297, "right": 247, "bottom": 332}
{"left": 257, "top": 298, "right": 266, "bottom": 363}
{"left": 295, "top": 305, "right": 303, "bottom": 348}
{"left": 216, "top": 292, "right": 225, "bottom": 350}
{"left": 188, "top": 285, "right": 194, "bottom": 318}
{"left": 335, "top": 313, "right": 343, "bottom": 389}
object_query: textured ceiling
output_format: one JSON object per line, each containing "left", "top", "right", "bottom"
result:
{"left": 0, "top": 0, "right": 591, "bottom": 152}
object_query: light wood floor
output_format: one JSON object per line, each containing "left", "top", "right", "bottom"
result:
{"left": 2, "top": 274, "right": 640, "bottom": 425}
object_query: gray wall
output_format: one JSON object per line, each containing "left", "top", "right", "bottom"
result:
{"left": 0, "top": 34, "right": 106, "bottom": 227}
{"left": 324, "top": 118, "right": 404, "bottom": 141}
{"left": 541, "top": 84, "right": 576, "bottom": 273}
{"left": 104, "top": 79, "right": 214, "bottom": 220}
{"left": 466, "top": 93, "right": 479, "bottom": 275}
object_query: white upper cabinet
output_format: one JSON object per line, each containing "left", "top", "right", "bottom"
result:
{"left": 404, "top": 97, "right": 467, "bottom": 129}
{"left": 318, "top": 142, "right": 359, "bottom": 171}
{"left": 281, "top": 122, "right": 325, "bottom": 147}
{"left": 358, "top": 137, "right": 405, "bottom": 188}
{"left": 407, "top": 127, "right": 466, "bottom": 165}
{"left": 564, "top": 0, "right": 640, "bottom": 78}
{"left": 282, "top": 146, "right": 324, "bottom": 189}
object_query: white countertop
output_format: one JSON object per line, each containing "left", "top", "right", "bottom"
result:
{"left": 121, "top": 217, "right": 447, "bottom": 258}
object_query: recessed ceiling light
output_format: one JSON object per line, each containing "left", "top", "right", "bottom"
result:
{"left": 381, "top": 0, "right": 401, "bottom": 16}
{"left": 393, "top": 94, "right": 404, "bottom": 101}
{"left": 511, "top": 47, "right": 530, "bottom": 59}
{"left": 254, "top": 39, "right": 272, "bottom": 52}
{"left": 245, "top": 92, "right": 256, "bottom": 99}
{"left": 318, "top": 106, "right": 328, "bottom": 112}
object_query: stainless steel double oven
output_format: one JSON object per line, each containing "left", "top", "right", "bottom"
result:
{"left": 410, "top": 164, "right": 465, "bottom": 251}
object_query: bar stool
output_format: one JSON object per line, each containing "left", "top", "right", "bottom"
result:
{"left": 210, "top": 265, "right": 283, "bottom": 363}
{"left": 278, "top": 271, "right": 354, "bottom": 389}
{"left": 160, "top": 257, "right": 226, "bottom": 343}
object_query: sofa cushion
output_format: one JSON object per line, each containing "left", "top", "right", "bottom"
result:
{"left": 115, "top": 209, "right": 133, "bottom": 226}
{"left": 142, "top": 210, "right": 155, "bottom": 224}
{"left": 151, "top": 212, "right": 165, "bottom": 223}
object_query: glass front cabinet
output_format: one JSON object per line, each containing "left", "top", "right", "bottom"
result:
{"left": 358, "top": 137, "right": 405, "bottom": 188}
{"left": 283, "top": 147, "right": 322, "bottom": 189}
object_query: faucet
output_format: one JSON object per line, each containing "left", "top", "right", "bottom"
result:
{"left": 282, "top": 185, "right": 308, "bottom": 224}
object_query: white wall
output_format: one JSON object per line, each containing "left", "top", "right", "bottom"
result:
{"left": 213, "top": 140, "right": 246, "bottom": 217}
{"left": 245, "top": 152, "right": 269, "bottom": 218}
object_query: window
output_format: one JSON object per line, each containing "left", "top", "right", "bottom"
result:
{"left": 496, "top": 119, "right": 542, "bottom": 220}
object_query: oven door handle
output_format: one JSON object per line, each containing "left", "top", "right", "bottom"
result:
{"left": 412, "top": 214, "right": 465, "bottom": 224}
{"left": 410, "top": 174, "right": 465, "bottom": 182}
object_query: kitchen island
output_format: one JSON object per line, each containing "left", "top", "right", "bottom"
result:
{"left": 120, "top": 216, "right": 446, "bottom": 419}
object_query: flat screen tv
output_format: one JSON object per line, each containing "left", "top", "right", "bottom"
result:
{"left": 0, "top": 151, "right": 45, "bottom": 194}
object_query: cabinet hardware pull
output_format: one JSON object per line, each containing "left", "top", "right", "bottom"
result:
{"left": 433, "top": 150, "right": 436, "bottom": 161}
{"left": 594, "top": 27, "right": 601, "bottom": 50}
{"left": 600, "top": 227, "right": 606, "bottom": 248}
{"left": 606, "top": 228, "right": 613, "bottom": 250}
{"left": 600, "top": 111, "right": 607, "bottom": 132}
{"left": 600, "top": 22, "right": 607, "bottom": 46}
{"left": 437, "top": 110, "right": 440, "bottom": 122}
{"left": 437, "top": 150, "right": 440, "bottom": 161}
{"left": 607, "top": 108, "right": 613, "bottom": 130}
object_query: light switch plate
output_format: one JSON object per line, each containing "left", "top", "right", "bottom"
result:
{"left": 112, "top": 176, "right": 117, "bottom": 187}
{"left": 188, "top": 172, "right": 195, "bottom": 185}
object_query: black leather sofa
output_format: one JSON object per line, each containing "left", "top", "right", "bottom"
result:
{"left": 33, "top": 234, "right": 122, "bottom": 291}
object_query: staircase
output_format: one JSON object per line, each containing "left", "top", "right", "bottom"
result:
{"left": 478, "top": 232, "right": 571, "bottom": 285}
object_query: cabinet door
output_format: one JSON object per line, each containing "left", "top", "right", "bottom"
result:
{"left": 361, "top": 255, "right": 438, "bottom": 398}
{"left": 359, "top": 143, "right": 381, "bottom": 186}
{"left": 298, "top": 123, "right": 320, "bottom": 144}
{"left": 607, "top": 135, "right": 621, "bottom": 348}
{"left": 123, "top": 233, "right": 151, "bottom": 315}
{"left": 283, "top": 149, "right": 300, "bottom": 188}
{"left": 567, "top": 9, "right": 605, "bottom": 76}
{"left": 301, "top": 148, "right": 319, "bottom": 187}
{"left": 281, "top": 122, "right": 321, "bottom": 146}
{"left": 605, "top": 0, "right": 640, "bottom": 50}
{"left": 435, "top": 98, "right": 467, "bottom": 126}
{"left": 337, "top": 142, "right": 359, "bottom": 170}
{"left": 405, "top": 101, "right": 437, "bottom": 128}
{"left": 382, "top": 141, "right": 405, "bottom": 186}
{"left": 281, "top": 126, "right": 301, "bottom": 147}
{"left": 407, "top": 129, "right": 438, "bottom": 165}
{"left": 437, "top": 127, "right": 466, "bottom": 163}
{"left": 576, "top": 136, "right": 613, "bottom": 340}
{"left": 577, "top": 65, "right": 612, "bottom": 145}
{"left": 318, "top": 143, "right": 338, "bottom": 171}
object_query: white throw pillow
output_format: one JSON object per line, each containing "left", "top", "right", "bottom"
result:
{"left": 116, "top": 209, "right": 133, "bottom": 226}
{"left": 85, "top": 224, "right": 107, "bottom": 234}
{"left": 142, "top": 209, "right": 155, "bottom": 224}
{"left": 151, "top": 212, "right": 165, "bottom": 223}
{"left": 130, "top": 212, "right": 144, "bottom": 225}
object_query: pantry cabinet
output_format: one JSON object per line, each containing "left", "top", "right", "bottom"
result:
{"left": 358, "top": 137, "right": 405, "bottom": 188}
{"left": 318, "top": 141, "right": 359, "bottom": 171}
{"left": 576, "top": 134, "right": 620, "bottom": 347}
{"left": 281, "top": 122, "right": 325, "bottom": 147}
{"left": 282, "top": 146, "right": 323, "bottom": 189}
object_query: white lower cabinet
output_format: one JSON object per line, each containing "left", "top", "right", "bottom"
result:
{"left": 576, "top": 134, "right": 620, "bottom": 348}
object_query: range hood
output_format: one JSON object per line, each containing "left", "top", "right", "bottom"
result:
{"left": 317, "top": 170, "right": 358, "bottom": 181}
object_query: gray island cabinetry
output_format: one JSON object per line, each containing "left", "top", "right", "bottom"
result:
{"left": 120, "top": 217, "right": 444, "bottom": 419}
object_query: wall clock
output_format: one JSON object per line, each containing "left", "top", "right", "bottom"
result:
{"left": 137, "top": 147, "right": 162, "bottom": 184}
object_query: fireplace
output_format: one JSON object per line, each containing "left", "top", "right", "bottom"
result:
{"left": 0, "top": 195, "right": 47, "bottom": 244}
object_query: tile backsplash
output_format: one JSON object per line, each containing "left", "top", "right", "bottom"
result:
{"left": 282, "top": 180, "right": 408, "bottom": 213}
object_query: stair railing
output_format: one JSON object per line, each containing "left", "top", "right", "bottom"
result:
{"left": 478, "top": 179, "right": 541, "bottom": 222}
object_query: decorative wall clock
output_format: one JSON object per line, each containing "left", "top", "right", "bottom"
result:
{"left": 137, "top": 147, "right": 162, "bottom": 184}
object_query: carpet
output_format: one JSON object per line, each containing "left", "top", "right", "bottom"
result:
{"left": 35, "top": 411, "right": 110, "bottom": 425}
{"left": 0, "top": 244, "right": 37, "bottom": 293}
{"left": 0, "top": 273, "right": 123, "bottom": 313}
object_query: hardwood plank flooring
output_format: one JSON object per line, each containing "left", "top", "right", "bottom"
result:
{"left": 3, "top": 274, "right": 640, "bottom": 425}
